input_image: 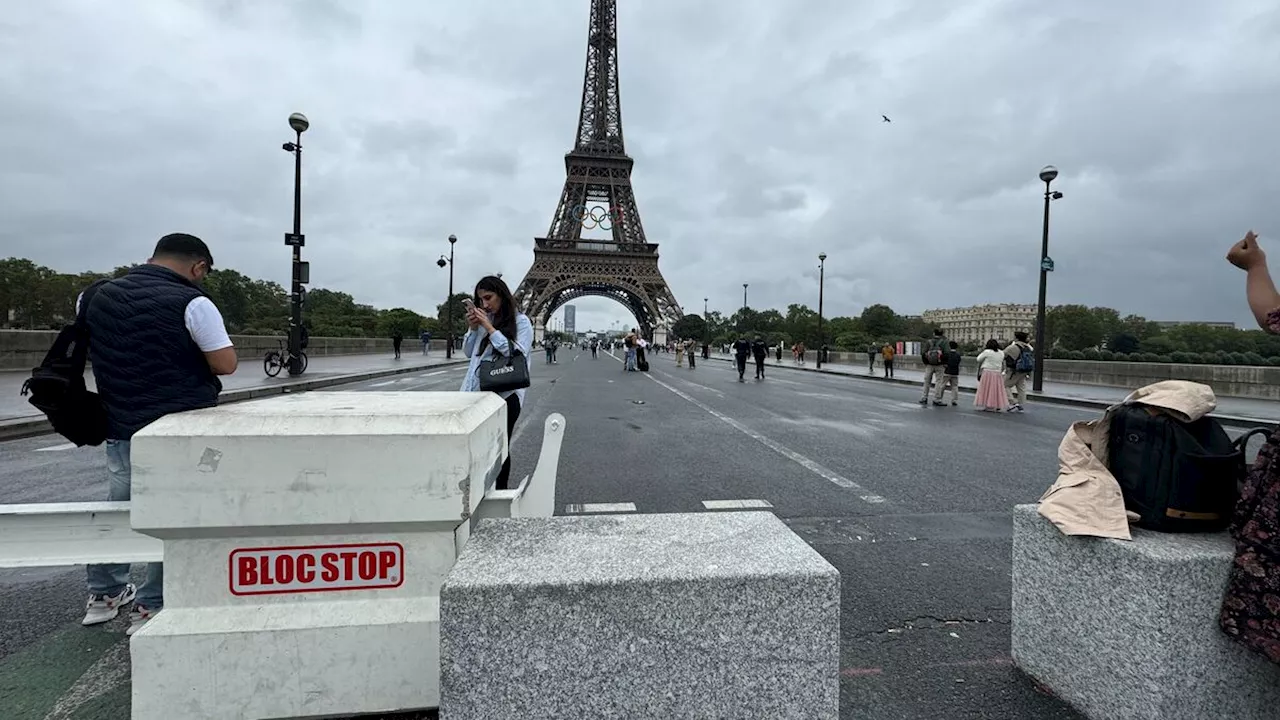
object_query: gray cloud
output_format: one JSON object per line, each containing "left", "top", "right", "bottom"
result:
{"left": 2, "top": 0, "right": 1278, "bottom": 335}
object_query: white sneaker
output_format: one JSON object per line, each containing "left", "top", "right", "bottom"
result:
{"left": 82, "top": 584, "right": 136, "bottom": 626}
{"left": 126, "top": 605, "right": 159, "bottom": 636}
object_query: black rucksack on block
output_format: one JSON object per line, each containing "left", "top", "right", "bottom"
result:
{"left": 20, "top": 281, "right": 109, "bottom": 446}
{"left": 1106, "top": 403, "right": 1261, "bottom": 533}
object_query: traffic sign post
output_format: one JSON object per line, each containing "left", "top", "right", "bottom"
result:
{"left": 127, "top": 392, "right": 510, "bottom": 720}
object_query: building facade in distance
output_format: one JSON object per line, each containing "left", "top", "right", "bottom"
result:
{"left": 563, "top": 305, "right": 576, "bottom": 335}
{"left": 922, "top": 303, "right": 1037, "bottom": 344}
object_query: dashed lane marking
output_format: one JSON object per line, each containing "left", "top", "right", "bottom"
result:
{"left": 564, "top": 502, "right": 637, "bottom": 514}
{"left": 702, "top": 499, "right": 773, "bottom": 510}
{"left": 34, "top": 443, "right": 78, "bottom": 452}
{"left": 368, "top": 379, "right": 398, "bottom": 387}
{"left": 608, "top": 352, "right": 888, "bottom": 504}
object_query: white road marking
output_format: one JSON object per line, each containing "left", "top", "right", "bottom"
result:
{"left": 702, "top": 499, "right": 773, "bottom": 510}
{"left": 565, "top": 502, "right": 637, "bottom": 514}
{"left": 640, "top": 371, "right": 887, "bottom": 504}
{"left": 420, "top": 370, "right": 447, "bottom": 377}
{"left": 35, "top": 442, "right": 78, "bottom": 452}
{"left": 369, "top": 380, "right": 397, "bottom": 387}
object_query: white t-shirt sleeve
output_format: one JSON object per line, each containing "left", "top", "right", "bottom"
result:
{"left": 184, "top": 297, "right": 234, "bottom": 352}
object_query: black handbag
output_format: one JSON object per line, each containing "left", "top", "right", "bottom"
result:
{"left": 478, "top": 349, "right": 531, "bottom": 393}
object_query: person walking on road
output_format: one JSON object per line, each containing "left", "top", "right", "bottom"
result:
{"left": 420, "top": 330, "right": 431, "bottom": 355}
{"left": 867, "top": 344, "right": 878, "bottom": 374}
{"left": 974, "top": 339, "right": 1010, "bottom": 412}
{"left": 881, "top": 343, "right": 896, "bottom": 378}
{"left": 460, "top": 275, "right": 533, "bottom": 490}
{"left": 752, "top": 336, "right": 768, "bottom": 379}
{"left": 392, "top": 330, "right": 403, "bottom": 359}
{"left": 733, "top": 335, "right": 752, "bottom": 382}
{"left": 79, "top": 233, "right": 238, "bottom": 635}
{"left": 685, "top": 338, "right": 697, "bottom": 369}
{"left": 675, "top": 340, "right": 685, "bottom": 368}
{"left": 934, "top": 340, "right": 963, "bottom": 406}
{"left": 919, "top": 328, "right": 949, "bottom": 405}
{"left": 590, "top": 338, "right": 598, "bottom": 359}
{"left": 776, "top": 341, "right": 783, "bottom": 362}
{"left": 1003, "top": 331, "right": 1034, "bottom": 412}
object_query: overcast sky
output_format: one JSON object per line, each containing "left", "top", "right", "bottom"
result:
{"left": 3, "top": 0, "right": 1279, "bottom": 333}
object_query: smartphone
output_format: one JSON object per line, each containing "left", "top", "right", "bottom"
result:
{"left": 462, "top": 298, "right": 476, "bottom": 313}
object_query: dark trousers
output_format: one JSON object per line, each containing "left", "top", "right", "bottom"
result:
{"left": 392, "top": 340, "right": 402, "bottom": 358}
{"left": 688, "top": 353, "right": 695, "bottom": 368}
{"left": 735, "top": 355, "right": 748, "bottom": 377}
{"left": 496, "top": 393, "right": 522, "bottom": 490}
{"left": 884, "top": 359, "right": 894, "bottom": 378}
{"left": 754, "top": 356, "right": 765, "bottom": 377}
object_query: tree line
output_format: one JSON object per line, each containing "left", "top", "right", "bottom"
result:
{"left": 5, "top": 257, "right": 1269, "bottom": 363}
{"left": 0, "top": 257, "right": 463, "bottom": 340}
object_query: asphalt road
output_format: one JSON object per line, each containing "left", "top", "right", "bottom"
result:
{"left": 0, "top": 349, "right": 1180, "bottom": 718}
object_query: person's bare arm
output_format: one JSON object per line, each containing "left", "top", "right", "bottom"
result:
{"left": 1227, "top": 231, "right": 1280, "bottom": 331}
{"left": 204, "top": 347, "right": 238, "bottom": 375}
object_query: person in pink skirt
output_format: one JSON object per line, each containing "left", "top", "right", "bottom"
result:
{"left": 974, "top": 339, "right": 1010, "bottom": 412}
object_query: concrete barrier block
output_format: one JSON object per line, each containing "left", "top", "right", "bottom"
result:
{"left": 1011, "top": 504, "right": 1280, "bottom": 720}
{"left": 439, "top": 511, "right": 840, "bottom": 720}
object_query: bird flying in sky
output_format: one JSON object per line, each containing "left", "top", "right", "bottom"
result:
{"left": 882, "top": 115, "right": 891, "bottom": 123}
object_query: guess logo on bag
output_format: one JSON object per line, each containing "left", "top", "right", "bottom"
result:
{"left": 488, "top": 366, "right": 515, "bottom": 376}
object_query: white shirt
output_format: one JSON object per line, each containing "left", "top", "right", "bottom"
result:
{"left": 77, "top": 293, "right": 233, "bottom": 352}
{"left": 976, "top": 348, "right": 1005, "bottom": 373}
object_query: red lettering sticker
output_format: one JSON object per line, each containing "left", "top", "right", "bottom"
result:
{"left": 228, "top": 543, "right": 405, "bottom": 596}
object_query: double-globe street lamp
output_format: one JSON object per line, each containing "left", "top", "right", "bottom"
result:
{"left": 437, "top": 234, "right": 458, "bottom": 359}
{"left": 817, "top": 253, "right": 827, "bottom": 369}
{"left": 282, "top": 112, "right": 310, "bottom": 376}
{"left": 1033, "top": 165, "right": 1065, "bottom": 392}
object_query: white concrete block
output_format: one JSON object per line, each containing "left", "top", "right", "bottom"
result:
{"left": 131, "top": 597, "right": 439, "bottom": 720}
{"left": 130, "top": 392, "right": 507, "bottom": 533}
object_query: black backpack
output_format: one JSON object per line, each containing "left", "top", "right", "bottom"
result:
{"left": 1106, "top": 403, "right": 1267, "bottom": 532}
{"left": 20, "top": 280, "right": 110, "bottom": 446}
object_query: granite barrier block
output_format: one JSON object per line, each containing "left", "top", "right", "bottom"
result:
{"left": 439, "top": 511, "right": 840, "bottom": 720}
{"left": 1011, "top": 504, "right": 1280, "bottom": 720}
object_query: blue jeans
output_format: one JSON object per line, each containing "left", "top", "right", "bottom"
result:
{"left": 625, "top": 349, "right": 637, "bottom": 370}
{"left": 86, "top": 439, "right": 164, "bottom": 609}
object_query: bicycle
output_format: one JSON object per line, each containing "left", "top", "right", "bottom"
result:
{"left": 263, "top": 339, "right": 308, "bottom": 377}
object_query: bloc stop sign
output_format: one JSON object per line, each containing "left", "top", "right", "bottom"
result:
{"left": 229, "top": 542, "right": 404, "bottom": 596}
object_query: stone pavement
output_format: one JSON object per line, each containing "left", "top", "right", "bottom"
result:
{"left": 709, "top": 352, "right": 1280, "bottom": 424}
{"left": 1, "top": 351, "right": 464, "bottom": 425}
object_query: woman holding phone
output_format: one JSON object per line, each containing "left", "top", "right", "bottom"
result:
{"left": 459, "top": 275, "right": 534, "bottom": 489}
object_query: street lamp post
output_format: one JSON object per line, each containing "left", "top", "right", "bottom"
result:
{"left": 1033, "top": 165, "right": 1064, "bottom": 392}
{"left": 742, "top": 283, "right": 748, "bottom": 310}
{"left": 436, "top": 234, "right": 457, "bottom": 359}
{"left": 817, "top": 253, "right": 827, "bottom": 369}
{"left": 282, "top": 112, "right": 310, "bottom": 376}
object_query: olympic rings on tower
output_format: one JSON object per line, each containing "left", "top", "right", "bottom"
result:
{"left": 572, "top": 205, "right": 625, "bottom": 231}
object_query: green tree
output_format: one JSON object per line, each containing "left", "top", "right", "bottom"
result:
{"left": 1108, "top": 331, "right": 1140, "bottom": 355}
{"left": 376, "top": 308, "right": 426, "bottom": 338}
{"left": 1046, "top": 304, "right": 1105, "bottom": 350}
{"left": 860, "top": 304, "right": 901, "bottom": 339}
{"left": 671, "top": 313, "right": 706, "bottom": 340}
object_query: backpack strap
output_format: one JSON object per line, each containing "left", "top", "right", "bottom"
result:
{"left": 62, "top": 279, "right": 111, "bottom": 374}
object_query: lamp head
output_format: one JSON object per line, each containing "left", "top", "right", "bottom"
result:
{"left": 819, "top": 252, "right": 827, "bottom": 262}
{"left": 436, "top": 256, "right": 447, "bottom": 268}
{"left": 448, "top": 234, "right": 457, "bottom": 245}
{"left": 288, "top": 113, "right": 310, "bottom": 133}
{"left": 1039, "top": 165, "right": 1059, "bottom": 183}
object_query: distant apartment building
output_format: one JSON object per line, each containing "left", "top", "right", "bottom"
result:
{"left": 563, "top": 305, "right": 576, "bottom": 335}
{"left": 1153, "top": 320, "right": 1236, "bottom": 330}
{"left": 921, "top": 303, "right": 1037, "bottom": 344}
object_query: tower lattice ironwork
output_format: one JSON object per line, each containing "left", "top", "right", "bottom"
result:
{"left": 513, "top": 0, "right": 682, "bottom": 340}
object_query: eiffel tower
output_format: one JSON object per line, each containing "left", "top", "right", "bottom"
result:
{"left": 513, "top": 0, "right": 682, "bottom": 344}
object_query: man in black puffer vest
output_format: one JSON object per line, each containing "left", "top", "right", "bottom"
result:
{"left": 79, "top": 233, "right": 238, "bottom": 636}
